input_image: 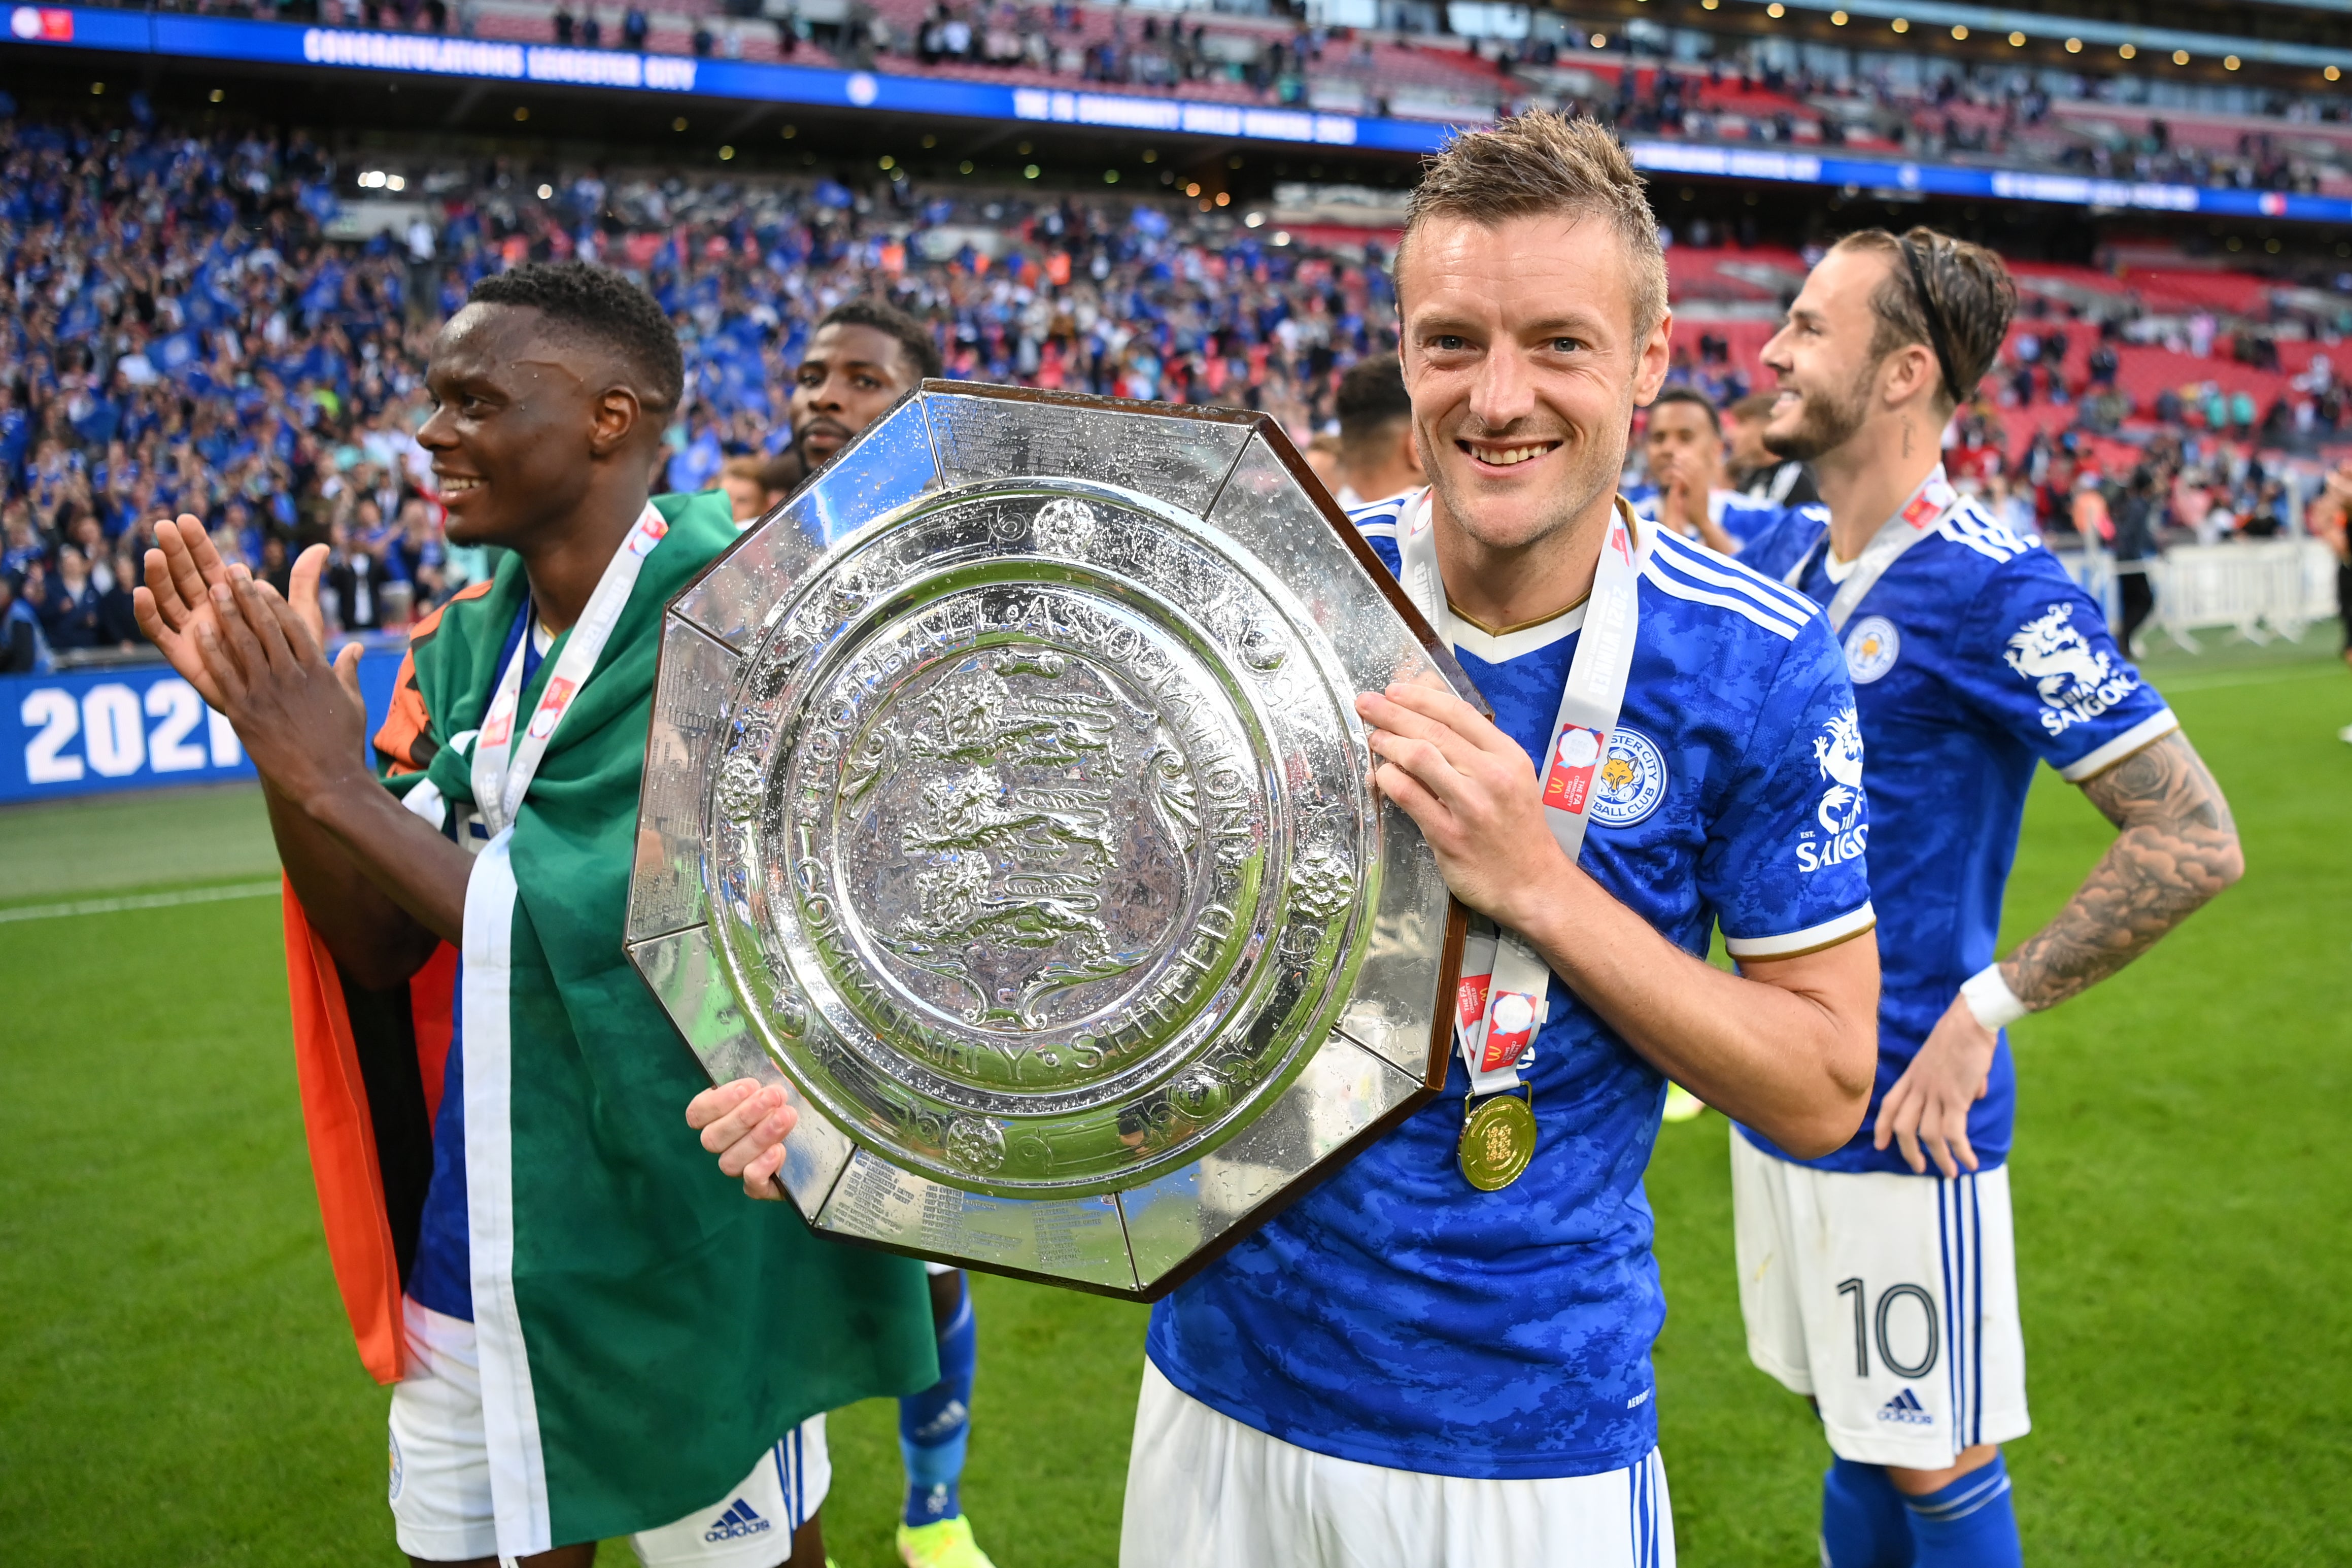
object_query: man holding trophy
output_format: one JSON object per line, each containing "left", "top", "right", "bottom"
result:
{"left": 697, "top": 113, "right": 1888, "bottom": 1563}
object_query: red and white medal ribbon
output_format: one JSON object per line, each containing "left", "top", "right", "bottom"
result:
{"left": 1786, "top": 464, "right": 1957, "bottom": 634}
{"left": 1396, "top": 488, "right": 1648, "bottom": 1096}
{"left": 469, "top": 502, "right": 669, "bottom": 838}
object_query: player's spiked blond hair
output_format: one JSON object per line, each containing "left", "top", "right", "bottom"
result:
{"left": 1397, "top": 111, "right": 1669, "bottom": 341}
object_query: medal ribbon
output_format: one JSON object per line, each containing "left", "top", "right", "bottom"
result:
{"left": 1395, "top": 488, "right": 1648, "bottom": 1097}
{"left": 469, "top": 502, "right": 669, "bottom": 837}
{"left": 1785, "top": 464, "right": 1958, "bottom": 634}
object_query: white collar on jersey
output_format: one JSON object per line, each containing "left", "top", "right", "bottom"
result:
{"left": 1390, "top": 485, "right": 1613, "bottom": 663}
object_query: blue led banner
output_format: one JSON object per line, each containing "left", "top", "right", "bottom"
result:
{"left": 11, "top": 4, "right": 1436, "bottom": 150}
{"left": 1623, "top": 141, "right": 2350, "bottom": 226}
{"left": 7, "top": 4, "right": 2348, "bottom": 220}
{"left": 0, "top": 648, "right": 402, "bottom": 803}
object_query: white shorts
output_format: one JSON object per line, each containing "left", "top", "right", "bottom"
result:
{"left": 388, "top": 1297, "right": 829, "bottom": 1564}
{"left": 1730, "top": 1132, "right": 2030, "bottom": 1469}
{"left": 1119, "top": 1359, "right": 1674, "bottom": 1568}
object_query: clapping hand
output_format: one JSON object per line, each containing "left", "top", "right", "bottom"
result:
{"left": 133, "top": 515, "right": 244, "bottom": 708}
{"left": 1659, "top": 474, "right": 1742, "bottom": 555}
{"left": 137, "top": 518, "right": 370, "bottom": 808}
{"left": 135, "top": 516, "right": 338, "bottom": 704}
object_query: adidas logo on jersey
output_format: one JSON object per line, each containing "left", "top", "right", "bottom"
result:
{"left": 704, "top": 1498, "right": 774, "bottom": 1542}
{"left": 1877, "top": 1388, "right": 1935, "bottom": 1427}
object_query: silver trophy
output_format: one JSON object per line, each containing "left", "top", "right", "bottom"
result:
{"left": 626, "top": 383, "right": 1470, "bottom": 1300}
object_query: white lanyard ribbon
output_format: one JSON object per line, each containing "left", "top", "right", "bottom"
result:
{"left": 468, "top": 503, "right": 669, "bottom": 838}
{"left": 1395, "top": 488, "right": 1648, "bottom": 1097}
{"left": 1786, "top": 465, "right": 1958, "bottom": 634}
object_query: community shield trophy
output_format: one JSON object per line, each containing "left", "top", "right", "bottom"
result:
{"left": 624, "top": 382, "right": 1472, "bottom": 1301}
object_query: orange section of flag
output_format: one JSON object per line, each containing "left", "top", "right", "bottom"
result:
{"left": 280, "top": 884, "right": 458, "bottom": 1384}
{"left": 281, "top": 880, "right": 405, "bottom": 1384}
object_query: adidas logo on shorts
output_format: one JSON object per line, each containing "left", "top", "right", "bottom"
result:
{"left": 1877, "top": 1388, "right": 1934, "bottom": 1427}
{"left": 704, "top": 1498, "right": 774, "bottom": 1542}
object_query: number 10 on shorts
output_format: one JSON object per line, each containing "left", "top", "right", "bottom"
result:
{"left": 1835, "top": 1277, "right": 1938, "bottom": 1380}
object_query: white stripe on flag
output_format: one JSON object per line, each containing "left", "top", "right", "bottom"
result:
{"left": 462, "top": 831, "right": 552, "bottom": 1557}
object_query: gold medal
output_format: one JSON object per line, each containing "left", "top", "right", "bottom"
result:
{"left": 1458, "top": 1088, "right": 1537, "bottom": 1191}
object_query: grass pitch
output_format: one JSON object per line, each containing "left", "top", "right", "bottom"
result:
{"left": 2, "top": 647, "right": 2345, "bottom": 1566}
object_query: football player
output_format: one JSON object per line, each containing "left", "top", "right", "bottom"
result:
{"left": 1734, "top": 229, "right": 2245, "bottom": 1568}
{"left": 135, "top": 263, "right": 937, "bottom": 1568}
{"left": 703, "top": 111, "right": 1887, "bottom": 1567}
{"left": 1639, "top": 385, "right": 1819, "bottom": 554}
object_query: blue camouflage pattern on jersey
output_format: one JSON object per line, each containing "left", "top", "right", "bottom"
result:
{"left": 1735, "top": 487, "right": 2176, "bottom": 1176}
{"left": 1145, "top": 495, "right": 1877, "bottom": 1479}
{"left": 1631, "top": 490, "right": 1826, "bottom": 548}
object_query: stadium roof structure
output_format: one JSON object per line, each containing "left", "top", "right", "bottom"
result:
{"left": 11, "top": 2, "right": 2352, "bottom": 225}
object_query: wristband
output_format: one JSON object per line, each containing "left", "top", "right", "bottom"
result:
{"left": 1959, "top": 963, "right": 2028, "bottom": 1031}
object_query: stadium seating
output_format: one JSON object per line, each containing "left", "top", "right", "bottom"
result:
{"left": 5, "top": 88, "right": 2343, "bottom": 671}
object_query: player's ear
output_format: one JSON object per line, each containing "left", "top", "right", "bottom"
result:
{"left": 1883, "top": 344, "right": 1936, "bottom": 411}
{"left": 1631, "top": 309, "right": 1675, "bottom": 406}
{"left": 588, "top": 385, "right": 643, "bottom": 457}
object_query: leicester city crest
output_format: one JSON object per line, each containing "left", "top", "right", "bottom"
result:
{"left": 1844, "top": 616, "right": 1901, "bottom": 685}
{"left": 1589, "top": 726, "right": 1667, "bottom": 828}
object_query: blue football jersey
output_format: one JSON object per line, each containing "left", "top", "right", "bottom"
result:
{"left": 1720, "top": 495, "right": 1826, "bottom": 547}
{"left": 1629, "top": 489, "right": 1826, "bottom": 548}
{"left": 1736, "top": 484, "right": 2177, "bottom": 1177}
{"left": 1145, "top": 494, "right": 1878, "bottom": 1480}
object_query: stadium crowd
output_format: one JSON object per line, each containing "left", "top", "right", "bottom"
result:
{"left": 3, "top": 108, "right": 2344, "bottom": 670}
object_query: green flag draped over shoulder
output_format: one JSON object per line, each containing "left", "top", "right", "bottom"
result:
{"left": 386, "top": 490, "right": 937, "bottom": 1552}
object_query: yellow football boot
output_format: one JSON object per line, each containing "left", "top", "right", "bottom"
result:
{"left": 897, "top": 1514, "right": 998, "bottom": 1568}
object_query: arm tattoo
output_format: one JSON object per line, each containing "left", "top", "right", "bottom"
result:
{"left": 2003, "top": 731, "right": 2244, "bottom": 1011}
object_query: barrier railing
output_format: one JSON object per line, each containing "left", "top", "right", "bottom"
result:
{"left": 2071, "top": 540, "right": 2339, "bottom": 654}
{"left": 2149, "top": 541, "right": 2341, "bottom": 652}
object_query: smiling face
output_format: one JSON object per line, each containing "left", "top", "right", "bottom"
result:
{"left": 1758, "top": 245, "right": 1897, "bottom": 464}
{"left": 417, "top": 302, "right": 648, "bottom": 549}
{"left": 1396, "top": 211, "right": 1671, "bottom": 556}
{"left": 790, "top": 323, "right": 922, "bottom": 470}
